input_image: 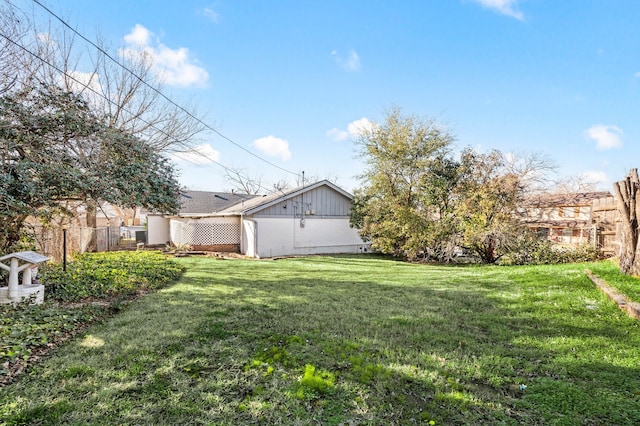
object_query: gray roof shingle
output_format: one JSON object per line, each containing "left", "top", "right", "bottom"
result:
{"left": 178, "top": 191, "right": 259, "bottom": 214}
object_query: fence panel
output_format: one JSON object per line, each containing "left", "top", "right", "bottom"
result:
{"left": 30, "top": 225, "right": 131, "bottom": 262}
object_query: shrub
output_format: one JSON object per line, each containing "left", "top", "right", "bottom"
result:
{"left": 500, "top": 231, "right": 601, "bottom": 265}
{"left": 40, "top": 251, "right": 184, "bottom": 301}
{"left": 0, "top": 297, "right": 101, "bottom": 380}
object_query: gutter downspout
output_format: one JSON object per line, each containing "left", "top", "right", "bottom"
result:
{"left": 240, "top": 212, "right": 244, "bottom": 255}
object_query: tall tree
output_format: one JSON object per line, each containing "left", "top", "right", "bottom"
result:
{"left": 0, "top": 84, "right": 181, "bottom": 253}
{"left": 613, "top": 168, "right": 640, "bottom": 275}
{"left": 0, "top": 0, "right": 205, "bottom": 152}
{"left": 350, "top": 108, "right": 536, "bottom": 263}
{"left": 0, "top": 1, "right": 28, "bottom": 94}
{"left": 456, "top": 149, "right": 524, "bottom": 263}
{"left": 1, "top": 0, "right": 204, "bottom": 240}
{"left": 350, "top": 107, "right": 456, "bottom": 259}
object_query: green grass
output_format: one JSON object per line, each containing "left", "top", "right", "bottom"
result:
{"left": 2, "top": 255, "right": 640, "bottom": 425}
{"left": 587, "top": 258, "right": 640, "bottom": 302}
{"left": 1, "top": 252, "right": 183, "bottom": 381}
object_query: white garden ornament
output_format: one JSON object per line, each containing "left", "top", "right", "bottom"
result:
{"left": 0, "top": 251, "right": 50, "bottom": 304}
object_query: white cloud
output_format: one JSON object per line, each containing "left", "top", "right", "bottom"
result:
{"left": 123, "top": 24, "right": 151, "bottom": 47}
{"left": 36, "top": 32, "right": 55, "bottom": 45}
{"left": 584, "top": 124, "right": 623, "bottom": 150}
{"left": 327, "top": 117, "right": 376, "bottom": 142}
{"left": 472, "top": 0, "right": 524, "bottom": 20}
{"left": 634, "top": 71, "right": 640, "bottom": 79}
{"left": 326, "top": 128, "right": 349, "bottom": 142}
{"left": 171, "top": 144, "right": 220, "bottom": 165}
{"left": 253, "top": 135, "right": 291, "bottom": 161}
{"left": 203, "top": 6, "right": 220, "bottom": 23}
{"left": 330, "top": 49, "right": 361, "bottom": 71}
{"left": 120, "top": 24, "right": 209, "bottom": 87}
{"left": 347, "top": 117, "right": 375, "bottom": 137}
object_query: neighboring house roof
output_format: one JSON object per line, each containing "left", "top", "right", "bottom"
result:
{"left": 521, "top": 191, "right": 612, "bottom": 208}
{"left": 177, "top": 190, "right": 259, "bottom": 215}
{"left": 218, "top": 180, "right": 353, "bottom": 215}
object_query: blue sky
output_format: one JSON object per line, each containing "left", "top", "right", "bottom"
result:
{"left": 22, "top": 0, "right": 640, "bottom": 193}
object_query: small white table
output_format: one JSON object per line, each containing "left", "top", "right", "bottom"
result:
{"left": 0, "top": 251, "right": 50, "bottom": 304}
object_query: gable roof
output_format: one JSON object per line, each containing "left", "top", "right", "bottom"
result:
{"left": 218, "top": 180, "right": 353, "bottom": 215}
{"left": 521, "top": 191, "right": 612, "bottom": 208}
{"left": 178, "top": 190, "right": 259, "bottom": 215}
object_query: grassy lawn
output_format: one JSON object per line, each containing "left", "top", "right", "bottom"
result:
{"left": 1, "top": 255, "right": 640, "bottom": 425}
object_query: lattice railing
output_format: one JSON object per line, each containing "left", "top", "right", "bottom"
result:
{"left": 171, "top": 221, "right": 240, "bottom": 246}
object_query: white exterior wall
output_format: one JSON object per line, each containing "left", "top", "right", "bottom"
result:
{"left": 243, "top": 216, "right": 365, "bottom": 258}
{"left": 147, "top": 216, "right": 170, "bottom": 245}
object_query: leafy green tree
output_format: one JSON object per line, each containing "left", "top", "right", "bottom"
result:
{"left": 0, "top": 84, "right": 181, "bottom": 253}
{"left": 1, "top": 0, "right": 211, "bottom": 251}
{"left": 351, "top": 108, "right": 535, "bottom": 264}
{"left": 455, "top": 149, "right": 524, "bottom": 263}
{"left": 350, "top": 108, "right": 457, "bottom": 260}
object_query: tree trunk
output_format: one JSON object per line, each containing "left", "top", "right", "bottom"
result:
{"left": 613, "top": 169, "right": 640, "bottom": 275}
{"left": 85, "top": 200, "right": 98, "bottom": 252}
{"left": 0, "top": 214, "right": 28, "bottom": 254}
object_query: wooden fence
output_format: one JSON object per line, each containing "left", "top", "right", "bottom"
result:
{"left": 30, "top": 225, "right": 145, "bottom": 262}
{"left": 591, "top": 197, "right": 620, "bottom": 255}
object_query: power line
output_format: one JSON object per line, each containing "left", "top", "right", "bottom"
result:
{"left": 0, "top": 31, "right": 276, "bottom": 194}
{"left": 29, "top": 0, "right": 300, "bottom": 178}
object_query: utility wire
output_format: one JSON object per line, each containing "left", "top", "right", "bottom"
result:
{"left": 29, "top": 0, "right": 300, "bottom": 178}
{"left": 0, "top": 31, "right": 277, "bottom": 194}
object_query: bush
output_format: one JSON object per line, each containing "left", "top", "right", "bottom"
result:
{"left": 500, "top": 231, "right": 601, "bottom": 265}
{"left": 40, "top": 251, "right": 184, "bottom": 301}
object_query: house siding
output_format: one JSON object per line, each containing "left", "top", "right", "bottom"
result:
{"left": 243, "top": 216, "right": 365, "bottom": 258}
{"left": 158, "top": 181, "right": 367, "bottom": 257}
{"left": 253, "top": 186, "right": 352, "bottom": 217}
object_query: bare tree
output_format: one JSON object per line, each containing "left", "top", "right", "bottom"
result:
{"left": 82, "top": 38, "right": 205, "bottom": 152}
{"left": 1, "top": 3, "right": 206, "bottom": 247}
{"left": 1, "top": 1, "right": 204, "bottom": 152}
{"left": 502, "top": 151, "right": 556, "bottom": 194}
{"left": 613, "top": 169, "right": 640, "bottom": 275}
{"left": 271, "top": 179, "right": 291, "bottom": 193}
{"left": 0, "top": 1, "right": 32, "bottom": 93}
{"left": 551, "top": 175, "right": 599, "bottom": 194}
{"left": 225, "top": 167, "right": 265, "bottom": 195}
{"left": 224, "top": 168, "right": 336, "bottom": 195}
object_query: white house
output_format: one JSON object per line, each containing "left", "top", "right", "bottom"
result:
{"left": 146, "top": 180, "right": 368, "bottom": 258}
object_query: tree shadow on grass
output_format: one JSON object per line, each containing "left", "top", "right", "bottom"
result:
{"left": 3, "top": 257, "right": 640, "bottom": 425}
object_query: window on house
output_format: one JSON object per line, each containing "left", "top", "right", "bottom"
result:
{"left": 536, "top": 227, "right": 549, "bottom": 238}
